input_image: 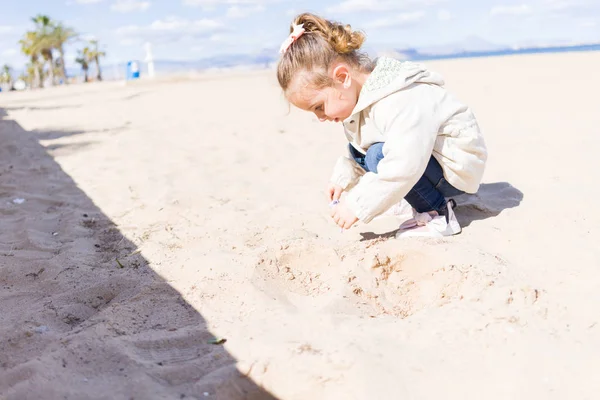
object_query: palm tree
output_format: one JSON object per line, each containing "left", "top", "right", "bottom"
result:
{"left": 24, "top": 63, "right": 38, "bottom": 87}
{"left": 75, "top": 47, "right": 91, "bottom": 82}
{"left": 88, "top": 40, "right": 106, "bottom": 81}
{"left": 23, "top": 16, "right": 77, "bottom": 85}
{"left": 19, "top": 31, "right": 43, "bottom": 88}
{"left": 0, "top": 65, "right": 12, "bottom": 84}
{"left": 52, "top": 23, "right": 77, "bottom": 83}
{"left": 18, "top": 16, "right": 53, "bottom": 87}
{"left": 31, "top": 15, "right": 56, "bottom": 86}
{"left": 32, "top": 14, "right": 52, "bottom": 32}
{"left": 18, "top": 16, "right": 88, "bottom": 88}
{"left": 52, "top": 63, "right": 63, "bottom": 83}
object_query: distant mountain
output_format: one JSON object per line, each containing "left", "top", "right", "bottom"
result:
{"left": 416, "top": 35, "right": 508, "bottom": 55}
{"left": 388, "top": 35, "right": 508, "bottom": 60}
{"left": 508, "top": 38, "right": 594, "bottom": 50}
{"left": 393, "top": 38, "right": 600, "bottom": 62}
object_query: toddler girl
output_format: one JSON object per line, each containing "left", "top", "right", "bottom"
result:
{"left": 277, "top": 13, "right": 487, "bottom": 237}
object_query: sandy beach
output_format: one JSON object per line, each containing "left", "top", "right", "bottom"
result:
{"left": 1, "top": 51, "right": 599, "bottom": 399}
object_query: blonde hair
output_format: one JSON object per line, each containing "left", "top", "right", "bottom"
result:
{"left": 277, "top": 13, "right": 373, "bottom": 94}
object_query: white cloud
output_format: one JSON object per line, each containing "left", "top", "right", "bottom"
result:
{"left": 437, "top": 9, "right": 452, "bottom": 21}
{"left": 73, "top": 0, "right": 104, "bottom": 3}
{"left": 490, "top": 4, "right": 532, "bottom": 16}
{"left": 327, "top": 0, "right": 395, "bottom": 13}
{"left": 115, "top": 17, "right": 225, "bottom": 46}
{"left": 119, "top": 38, "right": 139, "bottom": 46}
{"left": 183, "top": 0, "right": 265, "bottom": 8}
{"left": 579, "top": 20, "right": 596, "bottom": 28}
{"left": 327, "top": 0, "right": 444, "bottom": 14}
{"left": 542, "top": 0, "right": 600, "bottom": 18}
{"left": 226, "top": 6, "right": 245, "bottom": 18}
{"left": 2, "top": 48, "right": 18, "bottom": 56}
{"left": 209, "top": 34, "right": 226, "bottom": 42}
{"left": 365, "top": 11, "right": 426, "bottom": 29}
{"left": 225, "top": 5, "right": 264, "bottom": 18}
{"left": 111, "top": 0, "right": 150, "bottom": 12}
{"left": 545, "top": 0, "right": 592, "bottom": 12}
{"left": 545, "top": 0, "right": 572, "bottom": 11}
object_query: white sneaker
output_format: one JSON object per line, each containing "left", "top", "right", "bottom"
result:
{"left": 396, "top": 199, "right": 461, "bottom": 238}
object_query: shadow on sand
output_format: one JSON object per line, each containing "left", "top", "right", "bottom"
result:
{"left": 453, "top": 182, "right": 524, "bottom": 227}
{"left": 0, "top": 108, "right": 277, "bottom": 399}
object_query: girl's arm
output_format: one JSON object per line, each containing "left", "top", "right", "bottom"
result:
{"left": 345, "top": 83, "right": 446, "bottom": 223}
{"left": 329, "top": 155, "right": 365, "bottom": 191}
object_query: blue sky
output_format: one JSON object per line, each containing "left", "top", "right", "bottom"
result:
{"left": 1, "top": 0, "right": 599, "bottom": 70}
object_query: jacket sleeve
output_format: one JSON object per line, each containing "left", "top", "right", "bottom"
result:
{"left": 329, "top": 155, "right": 365, "bottom": 190}
{"left": 345, "top": 83, "right": 445, "bottom": 223}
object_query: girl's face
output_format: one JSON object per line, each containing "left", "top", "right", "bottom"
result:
{"left": 287, "top": 64, "right": 360, "bottom": 123}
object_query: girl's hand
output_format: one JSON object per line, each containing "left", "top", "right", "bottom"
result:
{"left": 330, "top": 200, "right": 358, "bottom": 230}
{"left": 327, "top": 183, "right": 343, "bottom": 202}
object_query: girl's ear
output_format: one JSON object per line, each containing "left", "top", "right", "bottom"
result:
{"left": 332, "top": 64, "right": 351, "bottom": 89}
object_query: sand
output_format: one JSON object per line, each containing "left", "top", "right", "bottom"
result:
{"left": 1, "top": 51, "right": 599, "bottom": 399}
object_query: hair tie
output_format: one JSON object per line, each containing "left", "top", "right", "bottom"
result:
{"left": 279, "top": 23, "right": 305, "bottom": 54}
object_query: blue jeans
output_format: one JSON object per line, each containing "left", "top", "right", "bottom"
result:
{"left": 349, "top": 143, "right": 464, "bottom": 213}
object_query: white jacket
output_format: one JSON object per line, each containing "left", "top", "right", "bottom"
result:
{"left": 330, "top": 57, "right": 487, "bottom": 223}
